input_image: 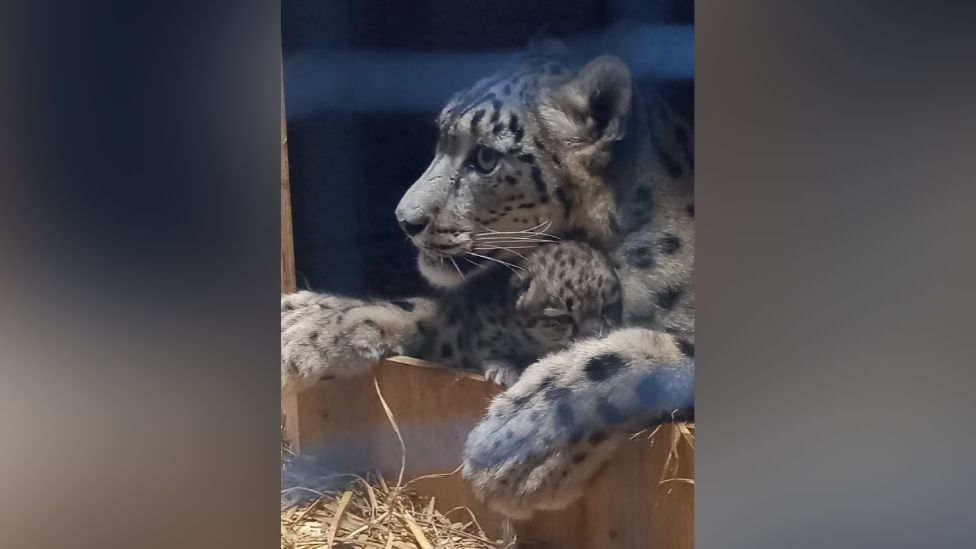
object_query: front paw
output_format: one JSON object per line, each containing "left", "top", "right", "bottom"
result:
{"left": 461, "top": 395, "right": 621, "bottom": 519}
{"left": 281, "top": 293, "right": 418, "bottom": 393}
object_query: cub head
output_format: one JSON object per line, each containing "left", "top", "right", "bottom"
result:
{"left": 513, "top": 241, "right": 623, "bottom": 351}
{"left": 395, "top": 47, "right": 634, "bottom": 287}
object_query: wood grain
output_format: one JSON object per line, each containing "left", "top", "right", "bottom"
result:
{"left": 293, "top": 357, "right": 694, "bottom": 549}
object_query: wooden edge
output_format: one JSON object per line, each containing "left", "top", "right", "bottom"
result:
{"left": 280, "top": 67, "right": 300, "bottom": 448}
{"left": 383, "top": 355, "right": 492, "bottom": 383}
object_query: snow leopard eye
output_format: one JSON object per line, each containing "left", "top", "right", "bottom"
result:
{"left": 470, "top": 145, "right": 500, "bottom": 175}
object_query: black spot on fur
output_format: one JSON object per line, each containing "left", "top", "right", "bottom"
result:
{"left": 490, "top": 99, "right": 503, "bottom": 123}
{"left": 517, "top": 153, "right": 535, "bottom": 165}
{"left": 626, "top": 246, "right": 655, "bottom": 269}
{"left": 308, "top": 331, "right": 318, "bottom": 342}
{"left": 572, "top": 452, "right": 587, "bottom": 464}
{"left": 529, "top": 166, "right": 548, "bottom": 200}
{"left": 470, "top": 109, "right": 485, "bottom": 131}
{"left": 677, "top": 338, "right": 695, "bottom": 357}
{"left": 555, "top": 187, "right": 572, "bottom": 219}
{"left": 391, "top": 300, "right": 415, "bottom": 312}
{"left": 656, "top": 287, "right": 683, "bottom": 311}
{"left": 504, "top": 175, "right": 517, "bottom": 185}
{"left": 503, "top": 84, "right": 511, "bottom": 95}
{"left": 507, "top": 115, "right": 524, "bottom": 142}
{"left": 589, "top": 431, "right": 608, "bottom": 445}
{"left": 658, "top": 234, "right": 681, "bottom": 255}
{"left": 584, "top": 353, "right": 627, "bottom": 381}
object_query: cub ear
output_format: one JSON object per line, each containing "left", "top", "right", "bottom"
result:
{"left": 544, "top": 55, "right": 632, "bottom": 145}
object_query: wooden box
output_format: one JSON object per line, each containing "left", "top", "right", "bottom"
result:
{"left": 282, "top": 358, "right": 694, "bottom": 549}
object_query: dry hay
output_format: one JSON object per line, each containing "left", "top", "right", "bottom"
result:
{"left": 281, "top": 376, "right": 695, "bottom": 548}
{"left": 280, "top": 470, "right": 506, "bottom": 549}
{"left": 281, "top": 378, "right": 508, "bottom": 549}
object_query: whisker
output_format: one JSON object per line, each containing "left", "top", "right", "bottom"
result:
{"left": 462, "top": 257, "right": 484, "bottom": 268}
{"left": 473, "top": 234, "right": 561, "bottom": 242}
{"left": 449, "top": 257, "right": 465, "bottom": 280}
{"left": 472, "top": 236, "right": 559, "bottom": 242}
{"left": 471, "top": 245, "right": 529, "bottom": 261}
{"left": 473, "top": 231, "right": 561, "bottom": 240}
{"left": 465, "top": 252, "right": 525, "bottom": 275}
{"left": 474, "top": 231, "right": 559, "bottom": 238}
{"left": 479, "top": 219, "right": 551, "bottom": 234}
{"left": 471, "top": 245, "right": 541, "bottom": 251}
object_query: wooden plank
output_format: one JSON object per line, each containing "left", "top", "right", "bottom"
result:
{"left": 296, "top": 357, "right": 694, "bottom": 549}
{"left": 280, "top": 72, "right": 301, "bottom": 449}
{"left": 280, "top": 76, "right": 296, "bottom": 296}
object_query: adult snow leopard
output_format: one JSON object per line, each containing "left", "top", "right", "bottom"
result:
{"left": 281, "top": 43, "right": 695, "bottom": 518}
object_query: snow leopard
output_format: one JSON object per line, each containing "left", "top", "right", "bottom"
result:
{"left": 281, "top": 41, "right": 694, "bottom": 518}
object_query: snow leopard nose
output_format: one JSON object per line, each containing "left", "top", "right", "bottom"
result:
{"left": 398, "top": 216, "right": 429, "bottom": 237}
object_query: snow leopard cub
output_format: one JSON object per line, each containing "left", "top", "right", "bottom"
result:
{"left": 410, "top": 241, "right": 623, "bottom": 386}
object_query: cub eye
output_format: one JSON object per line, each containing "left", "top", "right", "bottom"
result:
{"left": 470, "top": 145, "right": 500, "bottom": 175}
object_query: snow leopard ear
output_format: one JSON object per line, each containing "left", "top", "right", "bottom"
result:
{"left": 543, "top": 55, "right": 632, "bottom": 146}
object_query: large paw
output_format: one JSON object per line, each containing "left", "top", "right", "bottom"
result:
{"left": 461, "top": 329, "right": 694, "bottom": 518}
{"left": 281, "top": 292, "right": 424, "bottom": 394}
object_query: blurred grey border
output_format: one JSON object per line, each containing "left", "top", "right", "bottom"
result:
{"left": 698, "top": 1, "right": 976, "bottom": 548}
{"left": 2, "top": 1, "right": 976, "bottom": 548}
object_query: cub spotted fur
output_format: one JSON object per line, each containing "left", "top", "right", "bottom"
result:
{"left": 410, "top": 240, "right": 622, "bottom": 386}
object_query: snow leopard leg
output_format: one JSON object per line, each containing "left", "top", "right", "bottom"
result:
{"left": 461, "top": 328, "right": 694, "bottom": 519}
{"left": 280, "top": 291, "right": 437, "bottom": 394}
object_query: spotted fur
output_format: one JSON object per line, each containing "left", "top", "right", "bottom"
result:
{"left": 406, "top": 240, "right": 622, "bottom": 386}
{"left": 281, "top": 43, "right": 694, "bottom": 518}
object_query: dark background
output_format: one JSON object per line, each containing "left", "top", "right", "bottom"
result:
{"left": 282, "top": 0, "right": 693, "bottom": 298}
